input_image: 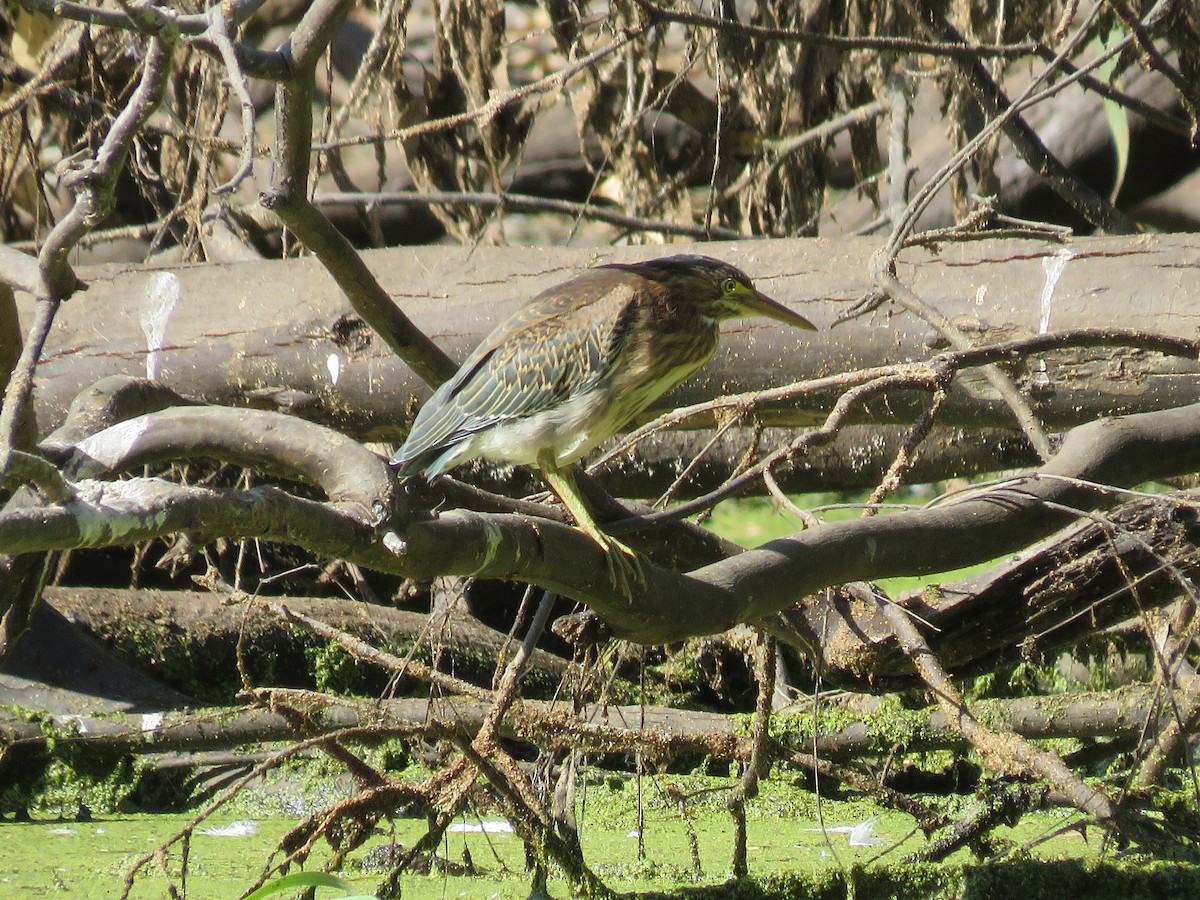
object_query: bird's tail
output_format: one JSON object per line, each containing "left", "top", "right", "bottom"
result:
{"left": 389, "top": 444, "right": 451, "bottom": 479}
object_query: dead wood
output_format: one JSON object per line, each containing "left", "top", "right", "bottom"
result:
{"left": 2, "top": 398, "right": 1198, "bottom": 660}
{"left": 12, "top": 236, "right": 1200, "bottom": 496}
{"left": 41, "top": 585, "right": 570, "bottom": 690}
{"left": 4, "top": 0, "right": 1199, "bottom": 887}
{"left": 874, "top": 575, "right": 1123, "bottom": 829}
{"left": 767, "top": 490, "right": 1200, "bottom": 689}
{"left": 0, "top": 683, "right": 1180, "bottom": 763}
{"left": 824, "top": 51, "right": 1196, "bottom": 235}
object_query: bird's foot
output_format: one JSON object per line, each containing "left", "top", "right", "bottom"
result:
{"left": 594, "top": 532, "right": 644, "bottom": 600}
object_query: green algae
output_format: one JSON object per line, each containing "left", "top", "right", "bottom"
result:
{"left": 0, "top": 777, "right": 1163, "bottom": 900}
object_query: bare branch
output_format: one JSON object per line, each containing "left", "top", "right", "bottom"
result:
{"left": 633, "top": 0, "right": 1040, "bottom": 58}
{"left": 719, "top": 99, "right": 890, "bottom": 201}
{"left": 35, "top": 35, "right": 172, "bottom": 300}
{"left": 38, "top": 376, "right": 199, "bottom": 457}
{"left": 596, "top": 325, "right": 1200, "bottom": 473}
{"left": 910, "top": 1, "right": 1137, "bottom": 235}
{"left": 284, "top": 0, "right": 356, "bottom": 72}
{"left": 4, "top": 680, "right": 1194, "bottom": 762}
{"left": 204, "top": 2, "right": 257, "bottom": 196}
{"left": 873, "top": 583, "right": 1122, "bottom": 825}
{"left": 2, "top": 451, "right": 75, "bottom": 502}
{"left": 866, "top": 385, "right": 948, "bottom": 509}
{"left": 726, "top": 633, "right": 775, "bottom": 877}
{"left": 312, "top": 190, "right": 749, "bottom": 241}
{"left": 311, "top": 27, "right": 643, "bottom": 152}
{"left": 10, "top": 0, "right": 289, "bottom": 79}
{"left": 616, "top": 367, "right": 945, "bottom": 526}
{"left": 65, "top": 405, "right": 393, "bottom": 515}
{"left": 3, "top": 401, "right": 1198, "bottom": 652}
{"left": 874, "top": 267, "right": 1053, "bottom": 461}
{"left": 1134, "top": 670, "right": 1200, "bottom": 789}
{"left": 880, "top": 3, "right": 1117, "bottom": 259}
{"left": 0, "top": 300, "right": 58, "bottom": 478}
{"left": 1105, "top": 0, "right": 1200, "bottom": 133}
{"left": 261, "top": 1, "right": 458, "bottom": 387}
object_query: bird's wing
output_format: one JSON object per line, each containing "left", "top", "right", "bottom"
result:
{"left": 392, "top": 274, "right": 636, "bottom": 475}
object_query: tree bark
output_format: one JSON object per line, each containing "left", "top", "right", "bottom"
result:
{"left": 1, "top": 400, "right": 1197, "bottom": 682}
{"left": 38, "top": 585, "right": 570, "bottom": 690}
{"left": 765, "top": 490, "right": 1200, "bottom": 689}
{"left": 13, "top": 236, "right": 1200, "bottom": 497}
{"left": 0, "top": 683, "right": 1173, "bottom": 763}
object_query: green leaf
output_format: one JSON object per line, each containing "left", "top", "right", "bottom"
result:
{"left": 242, "top": 871, "right": 378, "bottom": 900}
{"left": 1094, "top": 26, "right": 1130, "bottom": 204}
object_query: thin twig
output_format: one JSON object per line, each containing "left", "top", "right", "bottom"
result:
{"left": 1137, "top": 671, "right": 1200, "bottom": 790}
{"left": 273, "top": 602, "right": 494, "bottom": 702}
{"left": 726, "top": 632, "right": 776, "bottom": 877}
{"left": 885, "top": 63, "right": 913, "bottom": 227}
{"left": 0, "top": 300, "right": 58, "bottom": 478}
{"left": 1029, "top": 51, "right": 1190, "bottom": 137}
{"left": 633, "top": 0, "right": 1040, "bottom": 58}
{"left": 879, "top": 2, "right": 1113, "bottom": 260}
{"left": 479, "top": 589, "right": 558, "bottom": 744}
{"left": 762, "top": 468, "right": 819, "bottom": 527}
{"left": 312, "top": 190, "right": 748, "bottom": 241}
{"left": 910, "top": 1, "right": 1137, "bottom": 235}
{"left": 607, "top": 321, "right": 1200, "bottom": 527}
{"left": 204, "top": 3, "right": 257, "bottom": 196}
{"left": 329, "top": 0, "right": 409, "bottom": 134}
{"left": 719, "top": 99, "right": 889, "bottom": 200}
{"left": 36, "top": 35, "right": 172, "bottom": 302}
{"left": 874, "top": 590, "right": 1123, "bottom": 826}
{"left": 596, "top": 327, "right": 1200, "bottom": 475}
{"left": 865, "top": 4, "right": 1149, "bottom": 460}
{"left": 261, "top": 0, "right": 458, "bottom": 388}
{"left": 876, "top": 269, "right": 1054, "bottom": 460}
{"left": 312, "top": 27, "right": 644, "bottom": 153}
{"left": 1104, "top": 0, "right": 1200, "bottom": 131}
{"left": 654, "top": 411, "right": 746, "bottom": 508}
{"left": 865, "top": 385, "right": 948, "bottom": 513}
{"left": 0, "top": 23, "right": 87, "bottom": 119}
{"left": 120, "top": 721, "right": 423, "bottom": 899}
{"left": 902, "top": 212, "right": 1073, "bottom": 248}
{"left": 613, "top": 369, "right": 942, "bottom": 530}
{"left": 11, "top": 0, "right": 260, "bottom": 36}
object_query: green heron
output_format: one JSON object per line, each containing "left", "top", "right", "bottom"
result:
{"left": 391, "top": 255, "right": 816, "bottom": 594}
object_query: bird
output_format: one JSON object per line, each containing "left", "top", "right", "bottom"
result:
{"left": 391, "top": 254, "right": 817, "bottom": 595}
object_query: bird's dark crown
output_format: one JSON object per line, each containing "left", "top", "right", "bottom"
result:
{"left": 603, "top": 255, "right": 754, "bottom": 292}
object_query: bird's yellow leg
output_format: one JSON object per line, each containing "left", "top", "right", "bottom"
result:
{"left": 537, "top": 452, "right": 643, "bottom": 598}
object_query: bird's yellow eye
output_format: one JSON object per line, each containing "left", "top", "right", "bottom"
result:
{"left": 721, "top": 278, "right": 740, "bottom": 294}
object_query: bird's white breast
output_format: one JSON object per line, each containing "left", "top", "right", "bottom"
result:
{"left": 471, "top": 388, "right": 612, "bottom": 467}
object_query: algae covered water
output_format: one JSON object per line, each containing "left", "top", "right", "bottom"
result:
{"left": 0, "top": 801, "right": 1123, "bottom": 899}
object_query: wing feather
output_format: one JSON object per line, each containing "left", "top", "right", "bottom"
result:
{"left": 392, "top": 272, "right": 636, "bottom": 476}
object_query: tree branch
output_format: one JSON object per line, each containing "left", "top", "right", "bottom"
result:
{"left": 66, "top": 406, "right": 393, "bottom": 515}
{"left": 2, "top": 400, "right": 1198, "bottom": 658}
{"left": 874, "top": 585, "right": 1121, "bottom": 825}
{"left": 911, "top": 2, "right": 1138, "bottom": 235}
{"left": 260, "top": 0, "right": 458, "bottom": 388}
{"left": 633, "top": 0, "right": 1040, "bottom": 58}
{"left": 312, "top": 190, "right": 748, "bottom": 241}
{"left": 2, "top": 682, "right": 1185, "bottom": 765}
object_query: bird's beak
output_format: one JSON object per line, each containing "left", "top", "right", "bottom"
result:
{"left": 741, "top": 288, "right": 817, "bottom": 331}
